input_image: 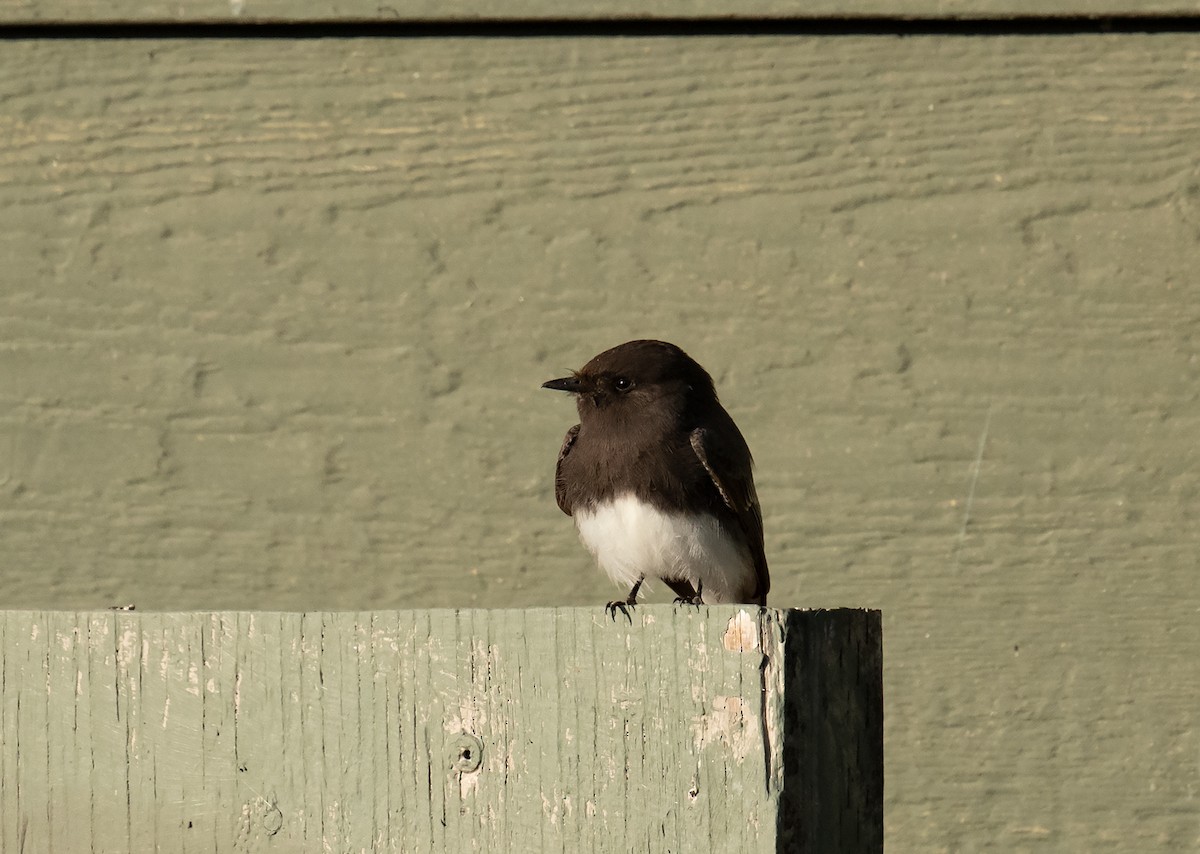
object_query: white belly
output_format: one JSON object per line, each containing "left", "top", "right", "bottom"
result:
{"left": 573, "top": 493, "right": 755, "bottom": 604}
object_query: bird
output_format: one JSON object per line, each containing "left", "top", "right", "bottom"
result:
{"left": 542, "top": 339, "right": 769, "bottom": 619}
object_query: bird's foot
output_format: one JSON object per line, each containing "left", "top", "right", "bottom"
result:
{"left": 672, "top": 579, "right": 703, "bottom": 610}
{"left": 604, "top": 599, "right": 636, "bottom": 624}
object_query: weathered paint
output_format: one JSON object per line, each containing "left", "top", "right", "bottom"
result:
{"left": 0, "top": 607, "right": 881, "bottom": 853}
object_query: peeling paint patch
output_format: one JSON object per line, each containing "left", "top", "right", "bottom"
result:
{"left": 445, "top": 703, "right": 487, "bottom": 737}
{"left": 117, "top": 628, "right": 138, "bottom": 666}
{"left": 692, "top": 696, "right": 756, "bottom": 762}
{"left": 687, "top": 640, "right": 712, "bottom": 699}
{"left": 540, "top": 789, "right": 572, "bottom": 827}
{"left": 722, "top": 610, "right": 759, "bottom": 652}
{"left": 459, "top": 767, "right": 482, "bottom": 798}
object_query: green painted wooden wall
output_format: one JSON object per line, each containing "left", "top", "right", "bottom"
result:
{"left": 1, "top": 7, "right": 1198, "bottom": 852}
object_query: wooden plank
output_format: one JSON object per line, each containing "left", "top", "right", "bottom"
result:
{"left": 0, "top": 607, "right": 882, "bottom": 853}
{"left": 1, "top": 33, "right": 1199, "bottom": 853}
{"left": 1, "top": 0, "right": 1199, "bottom": 24}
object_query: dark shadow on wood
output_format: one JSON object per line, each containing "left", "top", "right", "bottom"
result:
{"left": 777, "top": 608, "right": 884, "bottom": 853}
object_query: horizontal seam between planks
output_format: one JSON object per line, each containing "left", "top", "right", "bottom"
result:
{"left": 4, "top": 16, "right": 1200, "bottom": 39}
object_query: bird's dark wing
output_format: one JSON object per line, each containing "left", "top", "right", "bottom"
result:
{"left": 690, "top": 427, "right": 770, "bottom": 604}
{"left": 554, "top": 424, "right": 581, "bottom": 516}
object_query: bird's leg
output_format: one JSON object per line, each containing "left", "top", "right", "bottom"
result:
{"left": 605, "top": 577, "right": 643, "bottom": 624}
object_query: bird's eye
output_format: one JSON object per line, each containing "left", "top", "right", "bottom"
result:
{"left": 613, "top": 376, "right": 633, "bottom": 392}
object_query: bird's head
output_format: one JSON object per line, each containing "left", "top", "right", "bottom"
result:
{"left": 542, "top": 339, "right": 716, "bottom": 424}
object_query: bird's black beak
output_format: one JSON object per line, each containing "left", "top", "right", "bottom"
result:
{"left": 542, "top": 375, "right": 583, "bottom": 393}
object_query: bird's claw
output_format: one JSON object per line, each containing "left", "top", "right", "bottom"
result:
{"left": 673, "top": 581, "right": 704, "bottom": 610}
{"left": 605, "top": 600, "right": 635, "bottom": 624}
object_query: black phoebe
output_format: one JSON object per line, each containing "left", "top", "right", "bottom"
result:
{"left": 543, "top": 340, "right": 769, "bottom": 616}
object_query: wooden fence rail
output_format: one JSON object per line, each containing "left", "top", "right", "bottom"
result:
{"left": 0, "top": 607, "right": 880, "bottom": 853}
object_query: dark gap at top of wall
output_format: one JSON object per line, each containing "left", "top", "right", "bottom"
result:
{"left": 2, "top": 16, "right": 1200, "bottom": 39}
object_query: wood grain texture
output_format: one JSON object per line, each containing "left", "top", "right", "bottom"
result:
{"left": 3, "top": 0, "right": 1200, "bottom": 24}
{"left": 0, "top": 607, "right": 882, "bottom": 853}
{"left": 1, "top": 34, "right": 1199, "bottom": 851}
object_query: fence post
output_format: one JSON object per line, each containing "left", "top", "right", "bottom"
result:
{"left": 0, "top": 606, "right": 881, "bottom": 853}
